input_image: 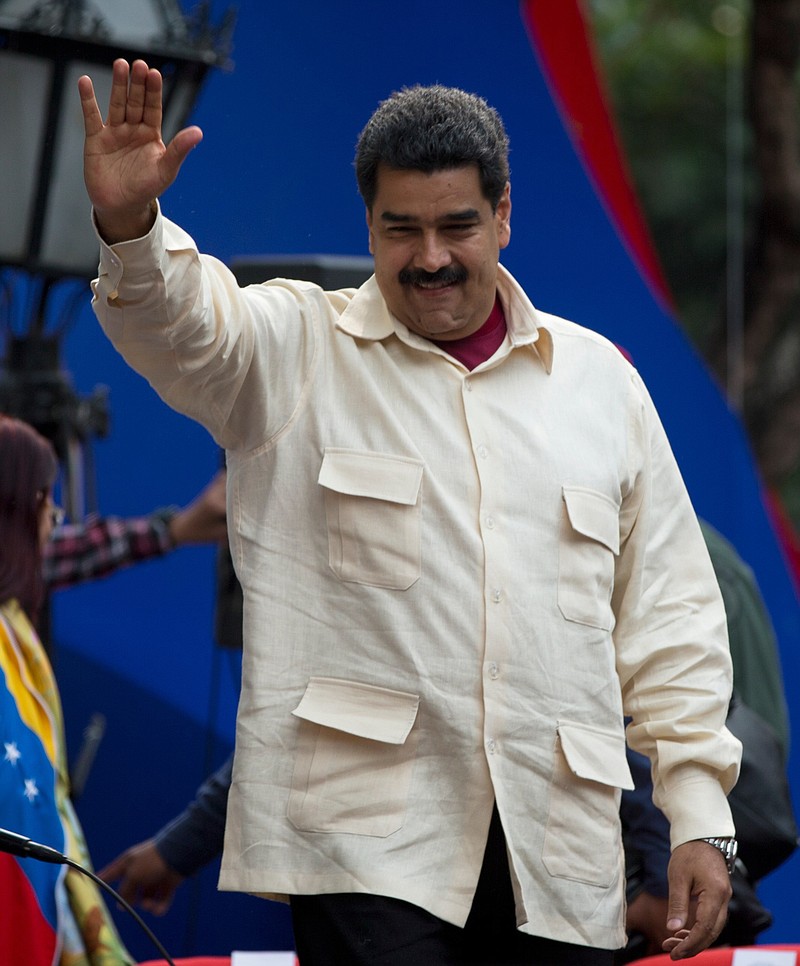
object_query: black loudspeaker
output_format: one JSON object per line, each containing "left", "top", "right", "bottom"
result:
{"left": 214, "top": 255, "right": 374, "bottom": 648}
{"left": 230, "top": 254, "right": 374, "bottom": 289}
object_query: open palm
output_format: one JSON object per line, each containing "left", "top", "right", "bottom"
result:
{"left": 79, "top": 59, "right": 202, "bottom": 230}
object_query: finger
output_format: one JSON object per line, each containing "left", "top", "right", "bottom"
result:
{"left": 96, "top": 856, "right": 126, "bottom": 882}
{"left": 141, "top": 65, "right": 165, "bottom": 131}
{"left": 125, "top": 59, "right": 150, "bottom": 125}
{"left": 77, "top": 75, "right": 104, "bottom": 138}
{"left": 667, "top": 906, "right": 727, "bottom": 960}
{"left": 662, "top": 929, "right": 689, "bottom": 955}
{"left": 142, "top": 894, "right": 173, "bottom": 916}
{"left": 107, "top": 59, "right": 132, "bottom": 126}
{"left": 115, "top": 876, "right": 140, "bottom": 906}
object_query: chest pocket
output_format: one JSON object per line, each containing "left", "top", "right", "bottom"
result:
{"left": 558, "top": 485, "right": 620, "bottom": 631}
{"left": 319, "top": 449, "right": 424, "bottom": 590}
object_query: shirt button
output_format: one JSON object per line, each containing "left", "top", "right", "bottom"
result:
{"left": 488, "top": 662, "right": 499, "bottom": 679}
{"left": 476, "top": 444, "right": 488, "bottom": 459}
{"left": 465, "top": 380, "right": 473, "bottom": 392}
{"left": 485, "top": 515, "right": 495, "bottom": 529}
{"left": 487, "top": 738, "right": 496, "bottom": 754}
{"left": 492, "top": 589, "right": 503, "bottom": 603}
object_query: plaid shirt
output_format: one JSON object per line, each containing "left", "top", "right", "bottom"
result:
{"left": 43, "top": 509, "right": 177, "bottom": 591}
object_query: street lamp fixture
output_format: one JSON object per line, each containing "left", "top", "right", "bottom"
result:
{"left": 0, "top": 0, "right": 234, "bottom": 515}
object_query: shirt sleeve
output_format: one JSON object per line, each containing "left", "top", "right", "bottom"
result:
{"left": 42, "top": 509, "right": 176, "bottom": 591}
{"left": 613, "top": 371, "right": 742, "bottom": 848}
{"left": 90, "top": 205, "right": 319, "bottom": 453}
{"left": 154, "top": 754, "right": 232, "bottom": 878}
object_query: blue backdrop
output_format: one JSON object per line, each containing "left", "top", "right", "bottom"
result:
{"left": 51, "top": 0, "right": 800, "bottom": 958}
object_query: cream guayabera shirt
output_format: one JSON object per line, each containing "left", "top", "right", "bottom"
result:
{"left": 92, "top": 208, "right": 741, "bottom": 950}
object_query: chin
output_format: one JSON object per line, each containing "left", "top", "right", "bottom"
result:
{"left": 413, "top": 319, "right": 459, "bottom": 338}
{"left": 429, "top": 327, "right": 464, "bottom": 341}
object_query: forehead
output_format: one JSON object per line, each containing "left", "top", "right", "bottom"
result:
{"left": 372, "top": 164, "right": 488, "bottom": 218}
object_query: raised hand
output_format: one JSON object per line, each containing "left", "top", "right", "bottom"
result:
{"left": 78, "top": 58, "right": 203, "bottom": 243}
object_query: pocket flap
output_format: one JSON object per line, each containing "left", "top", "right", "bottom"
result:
{"left": 292, "top": 677, "right": 420, "bottom": 744}
{"left": 562, "top": 486, "right": 620, "bottom": 554}
{"left": 318, "top": 450, "right": 423, "bottom": 505}
{"left": 557, "top": 721, "right": 634, "bottom": 789}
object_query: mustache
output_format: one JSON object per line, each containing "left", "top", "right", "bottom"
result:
{"left": 399, "top": 266, "right": 468, "bottom": 286}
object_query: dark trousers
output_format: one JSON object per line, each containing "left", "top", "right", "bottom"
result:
{"left": 290, "top": 807, "right": 617, "bottom": 965}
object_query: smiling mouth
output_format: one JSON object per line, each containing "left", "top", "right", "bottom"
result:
{"left": 414, "top": 278, "right": 456, "bottom": 291}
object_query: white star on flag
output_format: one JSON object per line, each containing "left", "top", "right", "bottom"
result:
{"left": 4, "top": 741, "right": 21, "bottom": 766}
{"left": 23, "top": 778, "right": 39, "bottom": 803}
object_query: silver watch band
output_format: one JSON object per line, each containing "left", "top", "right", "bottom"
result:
{"left": 699, "top": 836, "right": 738, "bottom": 874}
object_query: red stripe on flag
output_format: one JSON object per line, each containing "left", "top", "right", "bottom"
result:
{"left": 0, "top": 852, "right": 58, "bottom": 966}
{"left": 520, "top": 0, "right": 675, "bottom": 312}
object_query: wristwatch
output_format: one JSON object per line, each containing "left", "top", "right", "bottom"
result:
{"left": 699, "top": 836, "right": 738, "bottom": 874}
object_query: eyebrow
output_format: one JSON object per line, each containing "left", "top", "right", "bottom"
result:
{"left": 379, "top": 208, "right": 481, "bottom": 223}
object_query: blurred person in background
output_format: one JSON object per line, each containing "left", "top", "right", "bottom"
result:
{"left": 43, "top": 468, "right": 227, "bottom": 594}
{"left": 0, "top": 413, "right": 130, "bottom": 966}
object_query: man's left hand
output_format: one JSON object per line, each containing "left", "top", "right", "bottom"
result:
{"left": 661, "top": 839, "right": 732, "bottom": 959}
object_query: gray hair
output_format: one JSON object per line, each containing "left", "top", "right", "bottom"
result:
{"left": 355, "top": 85, "right": 510, "bottom": 211}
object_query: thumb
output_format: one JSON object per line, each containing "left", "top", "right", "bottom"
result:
{"left": 142, "top": 890, "right": 176, "bottom": 916}
{"left": 666, "top": 859, "right": 692, "bottom": 933}
{"left": 163, "top": 125, "right": 204, "bottom": 180}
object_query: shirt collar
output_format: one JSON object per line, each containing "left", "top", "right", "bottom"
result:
{"left": 335, "top": 264, "right": 553, "bottom": 374}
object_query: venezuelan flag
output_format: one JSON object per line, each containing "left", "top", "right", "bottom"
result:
{"left": 0, "top": 601, "right": 67, "bottom": 966}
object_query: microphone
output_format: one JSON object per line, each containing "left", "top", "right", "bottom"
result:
{"left": 0, "top": 828, "right": 176, "bottom": 966}
{"left": 0, "top": 827, "right": 65, "bottom": 863}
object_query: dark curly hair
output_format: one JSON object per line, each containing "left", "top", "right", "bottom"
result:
{"left": 355, "top": 85, "right": 510, "bottom": 212}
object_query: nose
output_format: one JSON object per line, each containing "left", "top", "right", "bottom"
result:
{"left": 413, "top": 230, "right": 452, "bottom": 272}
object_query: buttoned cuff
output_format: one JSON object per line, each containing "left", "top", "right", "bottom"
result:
{"left": 92, "top": 200, "right": 164, "bottom": 298}
{"left": 666, "top": 776, "right": 736, "bottom": 850}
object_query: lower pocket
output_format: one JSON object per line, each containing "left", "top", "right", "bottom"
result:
{"left": 542, "top": 723, "right": 630, "bottom": 887}
{"left": 287, "top": 719, "right": 420, "bottom": 836}
{"left": 287, "top": 676, "right": 421, "bottom": 837}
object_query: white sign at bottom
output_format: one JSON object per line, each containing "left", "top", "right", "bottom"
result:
{"left": 732, "top": 951, "right": 797, "bottom": 966}
{"left": 232, "top": 953, "right": 297, "bottom": 966}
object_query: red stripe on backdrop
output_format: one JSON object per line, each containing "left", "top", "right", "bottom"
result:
{"left": 0, "top": 853, "right": 58, "bottom": 966}
{"left": 520, "top": 0, "right": 675, "bottom": 313}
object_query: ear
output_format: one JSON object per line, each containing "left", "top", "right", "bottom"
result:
{"left": 496, "top": 182, "right": 511, "bottom": 250}
{"left": 366, "top": 207, "right": 375, "bottom": 255}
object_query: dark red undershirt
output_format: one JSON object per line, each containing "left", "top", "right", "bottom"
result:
{"left": 432, "top": 296, "right": 507, "bottom": 371}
